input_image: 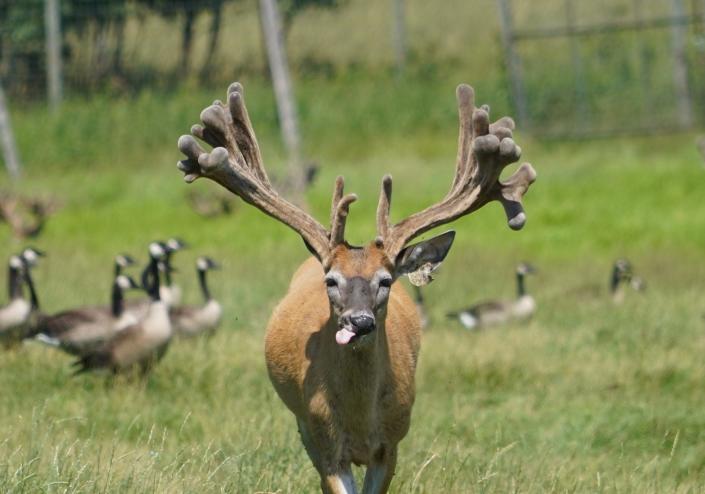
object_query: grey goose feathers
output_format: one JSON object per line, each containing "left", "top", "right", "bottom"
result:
{"left": 171, "top": 256, "right": 222, "bottom": 337}
{"left": 73, "top": 242, "right": 173, "bottom": 375}
{"left": 448, "top": 263, "right": 537, "bottom": 330}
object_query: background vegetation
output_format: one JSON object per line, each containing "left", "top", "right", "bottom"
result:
{"left": 2, "top": 0, "right": 704, "bottom": 132}
{"left": 1, "top": 1, "right": 705, "bottom": 492}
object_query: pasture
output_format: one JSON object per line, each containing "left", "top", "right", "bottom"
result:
{"left": 1, "top": 79, "right": 705, "bottom": 492}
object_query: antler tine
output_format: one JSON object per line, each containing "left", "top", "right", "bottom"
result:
{"left": 330, "top": 193, "right": 358, "bottom": 248}
{"left": 330, "top": 176, "right": 344, "bottom": 227}
{"left": 177, "top": 82, "right": 331, "bottom": 262}
{"left": 448, "top": 84, "right": 475, "bottom": 197}
{"left": 376, "top": 175, "right": 392, "bottom": 242}
{"left": 494, "top": 162, "right": 536, "bottom": 230}
{"left": 382, "top": 84, "right": 537, "bottom": 259}
{"left": 226, "top": 83, "right": 270, "bottom": 185}
{"left": 329, "top": 175, "right": 358, "bottom": 247}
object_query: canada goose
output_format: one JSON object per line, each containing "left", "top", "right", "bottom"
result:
{"left": 114, "top": 253, "right": 136, "bottom": 276}
{"left": 28, "top": 253, "right": 141, "bottom": 351}
{"left": 172, "top": 256, "right": 222, "bottom": 337}
{"left": 0, "top": 255, "right": 32, "bottom": 347}
{"left": 447, "top": 263, "right": 537, "bottom": 330}
{"left": 160, "top": 237, "right": 187, "bottom": 306}
{"left": 0, "top": 247, "right": 45, "bottom": 347}
{"left": 31, "top": 274, "right": 142, "bottom": 355}
{"left": 73, "top": 242, "right": 173, "bottom": 375}
{"left": 610, "top": 258, "right": 645, "bottom": 303}
{"left": 20, "top": 247, "right": 44, "bottom": 312}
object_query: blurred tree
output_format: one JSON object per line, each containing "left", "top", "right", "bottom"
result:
{"left": 0, "top": 0, "right": 130, "bottom": 92}
{"left": 0, "top": 0, "right": 46, "bottom": 95}
{"left": 279, "top": 0, "right": 342, "bottom": 39}
{"left": 138, "top": 0, "right": 228, "bottom": 76}
{"left": 62, "top": 0, "right": 129, "bottom": 78}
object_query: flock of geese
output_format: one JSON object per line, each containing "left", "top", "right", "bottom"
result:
{"left": 440, "top": 258, "right": 645, "bottom": 330}
{"left": 0, "top": 239, "right": 222, "bottom": 375}
{"left": 1, "top": 239, "right": 645, "bottom": 374}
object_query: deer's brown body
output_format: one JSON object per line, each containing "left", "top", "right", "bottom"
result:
{"left": 266, "top": 251, "right": 420, "bottom": 490}
{"left": 177, "top": 81, "right": 536, "bottom": 493}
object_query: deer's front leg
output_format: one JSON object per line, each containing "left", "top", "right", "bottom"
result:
{"left": 304, "top": 397, "right": 358, "bottom": 494}
{"left": 362, "top": 445, "right": 397, "bottom": 494}
{"left": 321, "top": 468, "right": 358, "bottom": 494}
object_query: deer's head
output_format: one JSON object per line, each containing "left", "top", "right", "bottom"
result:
{"left": 177, "top": 83, "right": 536, "bottom": 345}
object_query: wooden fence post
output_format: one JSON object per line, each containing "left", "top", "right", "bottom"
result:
{"left": 259, "top": 0, "right": 305, "bottom": 196}
{"left": 0, "top": 82, "right": 21, "bottom": 181}
{"left": 496, "top": 0, "right": 528, "bottom": 128}
{"left": 45, "top": 0, "right": 63, "bottom": 112}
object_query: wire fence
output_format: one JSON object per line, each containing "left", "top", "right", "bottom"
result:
{"left": 0, "top": 0, "right": 704, "bottom": 138}
{"left": 500, "top": 0, "right": 705, "bottom": 137}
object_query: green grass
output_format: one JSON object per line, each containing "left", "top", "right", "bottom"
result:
{"left": 1, "top": 81, "right": 705, "bottom": 492}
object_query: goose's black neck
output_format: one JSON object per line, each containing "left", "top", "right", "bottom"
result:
{"left": 141, "top": 257, "right": 162, "bottom": 302}
{"left": 8, "top": 264, "right": 23, "bottom": 300}
{"left": 114, "top": 262, "right": 122, "bottom": 278}
{"left": 516, "top": 271, "right": 526, "bottom": 297}
{"left": 198, "top": 268, "right": 211, "bottom": 301}
{"left": 610, "top": 266, "right": 625, "bottom": 293}
{"left": 23, "top": 267, "right": 40, "bottom": 310}
{"left": 163, "top": 252, "right": 174, "bottom": 286}
{"left": 111, "top": 280, "right": 125, "bottom": 317}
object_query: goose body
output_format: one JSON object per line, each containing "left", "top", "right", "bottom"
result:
{"left": 172, "top": 256, "right": 222, "bottom": 337}
{"left": 449, "top": 263, "right": 536, "bottom": 330}
{"left": 76, "top": 300, "right": 171, "bottom": 373}
{"left": 0, "top": 299, "right": 32, "bottom": 344}
{"left": 73, "top": 243, "right": 173, "bottom": 374}
{"left": 31, "top": 274, "right": 141, "bottom": 355}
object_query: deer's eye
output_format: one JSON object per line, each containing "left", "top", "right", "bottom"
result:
{"left": 325, "top": 277, "right": 338, "bottom": 288}
{"left": 379, "top": 277, "right": 392, "bottom": 289}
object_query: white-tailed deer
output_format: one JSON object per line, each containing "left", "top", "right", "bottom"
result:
{"left": 177, "top": 82, "right": 536, "bottom": 493}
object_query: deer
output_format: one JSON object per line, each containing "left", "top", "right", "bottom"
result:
{"left": 176, "top": 82, "right": 536, "bottom": 494}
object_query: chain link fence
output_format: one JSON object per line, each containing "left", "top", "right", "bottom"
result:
{"left": 0, "top": 0, "right": 703, "bottom": 137}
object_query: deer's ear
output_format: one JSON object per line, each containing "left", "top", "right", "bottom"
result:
{"left": 394, "top": 230, "right": 455, "bottom": 278}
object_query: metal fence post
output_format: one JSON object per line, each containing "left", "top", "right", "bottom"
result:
{"left": 670, "top": 0, "right": 693, "bottom": 127}
{"left": 0, "top": 83, "right": 21, "bottom": 181}
{"left": 392, "top": 0, "right": 407, "bottom": 78}
{"left": 496, "top": 0, "right": 528, "bottom": 128}
{"left": 565, "top": 0, "right": 589, "bottom": 129}
{"left": 45, "top": 0, "right": 63, "bottom": 112}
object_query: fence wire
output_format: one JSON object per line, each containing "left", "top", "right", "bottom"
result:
{"left": 0, "top": 0, "right": 703, "bottom": 137}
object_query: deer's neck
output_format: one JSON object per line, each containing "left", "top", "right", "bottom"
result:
{"left": 323, "top": 315, "right": 389, "bottom": 405}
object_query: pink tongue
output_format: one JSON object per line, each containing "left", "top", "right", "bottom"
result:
{"left": 336, "top": 328, "right": 356, "bottom": 345}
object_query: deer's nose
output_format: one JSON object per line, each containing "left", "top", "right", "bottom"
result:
{"left": 350, "top": 313, "right": 376, "bottom": 332}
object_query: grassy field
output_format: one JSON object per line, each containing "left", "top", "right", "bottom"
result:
{"left": 1, "top": 80, "right": 705, "bottom": 492}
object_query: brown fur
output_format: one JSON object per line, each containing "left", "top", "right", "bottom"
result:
{"left": 265, "top": 245, "right": 421, "bottom": 493}
{"left": 177, "top": 81, "right": 536, "bottom": 493}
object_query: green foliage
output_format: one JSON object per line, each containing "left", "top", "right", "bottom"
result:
{"left": 1, "top": 81, "right": 704, "bottom": 491}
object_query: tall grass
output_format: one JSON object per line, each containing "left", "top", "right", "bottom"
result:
{"left": 1, "top": 80, "right": 704, "bottom": 492}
